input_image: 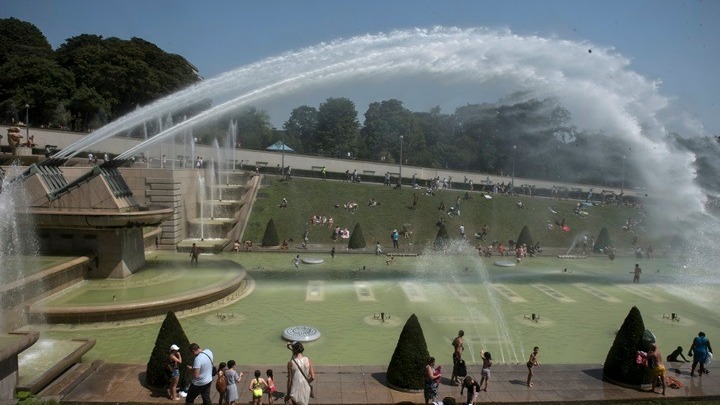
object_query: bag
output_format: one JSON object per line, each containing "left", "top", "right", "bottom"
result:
{"left": 216, "top": 372, "right": 227, "bottom": 393}
{"left": 212, "top": 366, "right": 218, "bottom": 377}
{"left": 309, "top": 384, "right": 315, "bottom": 399}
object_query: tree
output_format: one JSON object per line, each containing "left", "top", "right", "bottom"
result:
{"left": 233, "top": 107, "right": 274, "bottom": 150}
{"left": 359, "top": 99, "right": 415, "bottom": 161}
{"left": 603, "top": 306, "right": 649, "bottom": 386}
{"left": 262, "top": 219, "right": 280, "bottom": 247}
{"left": 146, "top": 311, "right": 192, "bottom": 388}
{"left": 386, "top": 314, "right": 430, "bottom": 390}
{"left": 316, "top": 97, "right": 360, "bottom": 157}
{"left": 0, "top": 18, "right": 53, "bottom": 64}
{"left": 283, "top": 105, "right": 318, "bottom": 153}
{"left": 0, "top": 55, "right": 75, "bottom": 126}
{"left": 516, "top": 225, "right": 533, "bottom": 248}
{"left": 347, "top": 223, "right": 367, "bottom": 249}
{"left": 67, "top": 85, "right": 108, "bottom": 132}
{"left": 594, "top": 227, "right": 612, "bottom": 253}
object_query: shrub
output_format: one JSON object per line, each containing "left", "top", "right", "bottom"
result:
{"left": 146, "top": 311, "right": 192, "bottom": 387}
{"left": 387, "top": 314, "right": 430, "bottom": 390}
{"left": 516, "top": 225, "right": 533, "bottom": 247}
{"left": 434, "top": 223, "right": 449, "bottom": 248}
{"left": 603, "top": 306, "right": 648, "bottom": 386}
{"left": 594, "top": 227, "right": 612, "bottom": 253}
{"left": 347, "top": 223, "right": 367, "bottom": 249}
{"left": 262, "top": 219, "right": 280, "bottom": 246}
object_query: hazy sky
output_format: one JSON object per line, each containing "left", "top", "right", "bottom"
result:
{"left": 3, "top": 0, "right": 719, "bottom": 134}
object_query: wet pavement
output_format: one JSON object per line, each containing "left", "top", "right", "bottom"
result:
{"left": 41, "top": 362, "right": 719, "bottom": 404}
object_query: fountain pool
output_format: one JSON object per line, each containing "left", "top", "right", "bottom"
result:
{"left": 19, "top": 252, "right": 720, "bottom": 368}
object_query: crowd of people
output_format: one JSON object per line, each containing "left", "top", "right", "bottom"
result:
{"left": 172, "top": 341, "right": 315, "bottom": 405}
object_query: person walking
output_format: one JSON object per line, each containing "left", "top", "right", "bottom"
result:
{"left": 185, "top": 343, "right": 214, "bottom": 405}
{"left": 286, "top": 341, "right": 315, "bottom": 405}
{"left": 689, "top": 331, "right": 713, "bottom": 376}
{"left": 632, "top": 264, "right": 642, "bottom": 283}
{"left": 391, "top": 230, "right": 400, "bottom": 249}
{"left": 526, "top": 346, "right": 540, "bottom": 387}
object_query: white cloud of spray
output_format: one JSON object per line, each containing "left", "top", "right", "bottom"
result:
{"left": 66, "top": 27, "right": 712, "bottom": 222}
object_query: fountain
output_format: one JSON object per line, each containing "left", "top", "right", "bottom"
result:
{"left": 2, "top": 26, "right": 720, "bottom": 400}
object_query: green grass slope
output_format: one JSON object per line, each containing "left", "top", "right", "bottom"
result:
{"left": 243, "top": 177, "right": 648, "bottom": 252}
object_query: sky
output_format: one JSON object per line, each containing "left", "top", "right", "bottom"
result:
{"left": 2, "top": 0, "right": 719, "bottom": 135}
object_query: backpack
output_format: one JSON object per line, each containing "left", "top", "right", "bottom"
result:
{"left": 216, "top": 371, "right": 227, "bottom": 393}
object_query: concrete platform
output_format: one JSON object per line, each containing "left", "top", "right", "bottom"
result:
{"left": 45, "top": 362, "right": 719, "bottom": 404}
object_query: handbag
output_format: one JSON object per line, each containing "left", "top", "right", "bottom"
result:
{"left": 292, "top": 358, "right": 315, "bottom": 399}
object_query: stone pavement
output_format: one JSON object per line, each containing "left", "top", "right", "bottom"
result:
{"left": 41, "top": 362, "right": 719, "bottom": 404}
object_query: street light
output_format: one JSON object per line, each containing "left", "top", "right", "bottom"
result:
{"left": 620, "top": 155, "right": 626, "bottom": 199}
{"left": 399, "top": 135, "right": 404, "bottom": 187}
{"left": 511, "top": 145, "right": 517, "bottom": 192}
{"left": 24, "top": 104, "right": 30, "bottom": 141}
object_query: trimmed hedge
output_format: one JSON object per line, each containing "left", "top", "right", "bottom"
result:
{"left": 603, "top": 306, "right": 650, "bottom": 386}
{"left": 262, "top": 218, "right": 280, "bottom": 246}
{"left": 146, "top": 311, "right": 192, "bottom": 388}
{"left": 347, "top": 223, "right": 367, "bottom": 249}
{"left": 386, "top": 314, "right": 430, "bottom": 390}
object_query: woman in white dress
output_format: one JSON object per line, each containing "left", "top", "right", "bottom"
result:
{"left": 285, "top": 341, "right": 315, "bottom": 405}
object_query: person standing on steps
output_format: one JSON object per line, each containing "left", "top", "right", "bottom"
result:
{"left": 689, "top": 331, "right": 713, "bottom": 376}
{"left": 451, "top": 330, "right": 464, "bottom": 385}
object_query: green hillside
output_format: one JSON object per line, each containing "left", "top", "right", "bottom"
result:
{"left": 244, "top": 177, "right": 649, "bottom": 252}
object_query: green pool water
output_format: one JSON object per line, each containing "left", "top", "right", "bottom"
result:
{"left": 26, "top": 252, "right": 720, "bottom": 368}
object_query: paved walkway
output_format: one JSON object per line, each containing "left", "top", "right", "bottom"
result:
{"left": 42, "top": 362, "right": 718, "bottom": 404}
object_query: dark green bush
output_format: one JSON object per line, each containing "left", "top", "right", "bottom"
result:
{"left": 347, "top": 223, "right": 367, "bottom": 249}
{"left": 434, "top": 223, "right": 449, "bottom": 248}
{"left": 594, "top": 227, "right": 612, "bottom": 253}
{"left": 603, "top": 306, "right": 647, "bottom": 386}
{"left": 516, "top": 225, "right": 533, "bottom": 247}
{"left": 387, "top": 314, "right": 430, "bottom": 390}
{"left": 262, "top": 218, "right": 280, "bottom": 246}
{"left": 146, "top": 311, "right": 192, "bottom": 387}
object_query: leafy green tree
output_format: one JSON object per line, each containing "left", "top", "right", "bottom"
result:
{"left": 262, "top": 219, "right": 280, "bottom": 247}
{"left": 146, "top": 311, "right": 192, "bottom": 388}
{"left": 283, "top": 105, "right": 318, "bottom": 153}
{"left": 233, "top": 107, "right": 274, "bottom": 150}
{"left": 347, "top": 223, "right": 367, "bottom": 249}
{"left": 516, "top": 225, "right": 533, "bottom": 247}
{"left": 0, "top": 56, "right": 75, "bottom": 126}
{"left": 360, "top": 99, "right": 415, "bottom": 161}
{"left": 0, "top": 18, "right": 53, "bottom": 64}
{"left": 67, "top": 85, "right": 108, "bottom": 132}
{"left": 316, "top": 97, "right": 360, "bottom": 157}
{"left": 387, "top": 314, "right": 430, "bottom": 390}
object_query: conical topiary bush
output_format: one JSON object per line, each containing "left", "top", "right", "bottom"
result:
{"left": 387, "top": 314, "right": 430, "bottom": 391}
{"left": 594, "top": 227, "right": 612, "bottom": 253}
{"left": 516, "top": 225, "right": 533, "bottom": 247}
{"left": 434, "top": 223, "right": 449, "bottom": 248}
{"left": 347, "top": 223, "right": 367, "bottom": 249}
{"left": 603, "top": 306, "right": 647, "bottom": 386}
{"left": 146, "top": 311, "right": 192, "bottom": 387}
{"left": 262, "top": 218, "right": 280, "bottom": 247}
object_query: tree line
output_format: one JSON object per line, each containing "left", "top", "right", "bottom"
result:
{"left": 1, "top": 17, "right": 638, "bottom": 187}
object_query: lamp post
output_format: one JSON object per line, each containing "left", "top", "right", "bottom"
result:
{"left": 281, "top": 131, "right": 285, "bottom": 179}
{"left": 511, "top": 145, "right": 517, "bottom": 192}
{"left": 399, "top": 135, "right": 404, "bottom": 187}
{"left": 24, "top": 104, "right": 30, "bottom": 141}
{"left": 620, "top": 155, "right": 626, "bottom": 199}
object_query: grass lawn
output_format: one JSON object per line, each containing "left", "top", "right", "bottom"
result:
{"left": 244, "top": 177, "right": 659, "bottom": 253}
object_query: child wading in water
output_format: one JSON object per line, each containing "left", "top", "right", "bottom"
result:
{"left": 480, "top": 351, "right": 492, "bottom": 391}
{"left": 526, "top": 346, "right": 539, "bottom": 387}
{"left": 265, "top": 369, "right": 276, "bottom": 405}
{"left": 248, "top": 370, "right": 267, "bottom": 405}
